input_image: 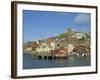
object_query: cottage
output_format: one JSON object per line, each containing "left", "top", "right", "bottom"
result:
{"left": 51, "top": 47, "right": 68, "bottom": 58}
{"left": 25, "top": 46, "right": 32, "bottom": 51}
{"left": 30, "top": 41, "right": 38, "bottom": 50}
{"left": 36, "top": 42, "right": 53, "bottom": 53}
{"left": 72, "top": 33, "right": 86, "bottom": 39}
{"left": 68, "top": 44, "right": 74, "bottom": 55}
{"left": 24, "top": 41, "right": 38, "bottom": 51}
{"left": 73, "top": 44, "right": 90, "bottom": 56}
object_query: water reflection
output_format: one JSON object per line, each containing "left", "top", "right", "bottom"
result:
{"left": 23, "top": 54, "right": 91, "bottom": 69}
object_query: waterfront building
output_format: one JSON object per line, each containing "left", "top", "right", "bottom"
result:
{"left": 25, "top": 46, "right": 32, "bottom": 52}
{"left": 73, "top": 33, "right": 86, "bottom": 39}
{"left": 68, "top": 44, "right": 74, "bottom": 55}
{"left": 36, "top": 42, "right": 53, "bottom": 53}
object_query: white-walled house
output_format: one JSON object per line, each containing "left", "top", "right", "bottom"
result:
{"left": 24, "top": 46, "right": 32, "bottom": 53}
{"left": 68, "top": 44, "right": 74, "bottom": 54}
{"left": 36, "top": 42, "right": 53, "bottom": 53}
{"left": 72, "top": 33, "right": 86, "bottom": 39}
{"left": 50, "top": 41, "right": 56, "bottom": 50}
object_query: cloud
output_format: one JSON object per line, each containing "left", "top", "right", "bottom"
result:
{"left": 74, "top": 14, "right": 90, "bottom": 24}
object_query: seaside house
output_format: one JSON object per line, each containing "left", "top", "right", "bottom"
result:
{"left": 73, "top": 33, "right": 86, "bottom": 39}
{"left": 36, "top": 42, "right": 53, "bottom": 53}
{"left": 73, "top": 44, "right": 90, "bottom": 56}
{"left": 68, "top": 44, "right": 74, "bottom": 55}
{"left": 25, "top": 46, "right": 32, "bottom": 52}
{"left": 30, "top": 41, "right": 38, "bottom": 50}
{"left": 24, "top": 41, "right": 38, "bottom": 54}
{"left": 51, "top": 47, "right": 68, "bottom": 58}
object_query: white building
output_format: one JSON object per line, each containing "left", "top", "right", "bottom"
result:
{"left": 36, "top": 42, "right": 53, "bottom": 53}
{"left": 68, "top": 44, "right": 74, "bottom": 54}
{"left": 73, "top": 33, "right": 86, "bottom": 39}
{"left": 25, "top": 46, "right": 32, "bottom": 51}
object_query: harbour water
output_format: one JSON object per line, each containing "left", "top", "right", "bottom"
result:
{"left": 23, "top": 53, "right": 91, "bottom": 69}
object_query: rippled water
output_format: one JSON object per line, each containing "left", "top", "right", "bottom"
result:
{"left": 23, "top": 54, "right": 91, "bottom": 69}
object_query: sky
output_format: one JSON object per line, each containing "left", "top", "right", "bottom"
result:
{"left": 23, "top": 10, "right": 91, "bottom": 42}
